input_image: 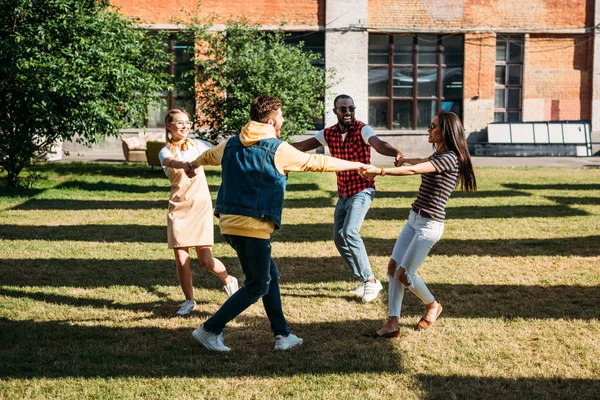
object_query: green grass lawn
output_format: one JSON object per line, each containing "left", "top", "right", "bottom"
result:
{"left": 1, "top": 162, "right": 599, "bottom": 399}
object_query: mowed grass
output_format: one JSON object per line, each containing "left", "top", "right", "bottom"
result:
{"left": 0, "top": 162, "right": 599, "bottom": 399}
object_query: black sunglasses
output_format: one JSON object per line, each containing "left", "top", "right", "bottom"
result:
{"left": 335, "top": 106, "right": 356, "bottom": 113}
{"left": 428, "top": 123, "right": 436, "bottom": 130}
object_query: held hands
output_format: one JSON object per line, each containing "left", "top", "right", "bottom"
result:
{"left": 183, "top": 161, "right": 197, "bottom": 178}
{"left": 359, "top": 165, "right": 382, "bottom": 178}
{"left": 394, "top": 152, "right": 407, "bottom": 167}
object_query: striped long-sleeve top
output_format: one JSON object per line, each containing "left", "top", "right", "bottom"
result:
{"left": 412, "top": 151, "right": 459, "bottom": 222}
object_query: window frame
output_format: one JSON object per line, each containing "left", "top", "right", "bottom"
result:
{"left": 368, "top": 34, "right": 464, "bottom": 130}
{"left": 494, "top": 34, "right": 523, "bottom": 123}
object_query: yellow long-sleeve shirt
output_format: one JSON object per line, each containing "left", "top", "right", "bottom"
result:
{"left": 194, "top": 121, "right": 336, "bottom": 238}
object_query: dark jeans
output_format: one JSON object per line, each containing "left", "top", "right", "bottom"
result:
{"left": 203, "top": 234, "right": 290, "bottom": 337}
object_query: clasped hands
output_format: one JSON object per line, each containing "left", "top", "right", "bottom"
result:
{"left": 358, "top": 155, "right": 407, "bottom": 177}
{"left": 183, "top": 162, "right": 197, "bottom": 178}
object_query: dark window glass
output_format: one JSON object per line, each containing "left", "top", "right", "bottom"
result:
{"left": 418, "top": 35, "right": 438, "bottom": 64}
{"left": 369, "top": 34, "right": 389, "bottom": 64}
{"left": 393, "top": 35, "right": 413, "bottom": 64}
{"left": 494, "top": 112, "right": 505, "bottom": 122}
{"left": 495, "top": 89, "right": 505, "bottom": 108}
{"left": 368, "top": 68, "right": 389, "bottom": 97}
{"left": 393, "top": 68, "right": 413, "bottom": 97}
{"left": 392, "top": 100, "right": 412, "bottom": 129}
{"left": 442, "top": 67, "right": 463, "bottom": 99}
{"left": 369, "top": 101, "right": 388, "bottom": 128}
{"left": 495, "top": 66, "right": 506, "bottom": 85}
{"left": 507, "top": 111, "right": 521, "bottom": 122}
{"left": 442, "top": 35, "right": 463, "bottom": 65}
{"left": 508, "top": 65, "right": 522, "bottom": 85}
{"left": 417, "top": 100, "right": 437, "bottom": 128}
{"left": 509, "top": 39, "right": 523, "bottom": 63}
{"left": 417, "top": 68, "right": 438, "bottom": 97}
{"left": 507, "top": 88, "right": 521, "bottom": 109}
{"left": 496, "top": 40, "right": 507, "bottom": 62}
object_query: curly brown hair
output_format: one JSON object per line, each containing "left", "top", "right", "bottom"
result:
{"left": 250, "top": 96, "right": 282, "bottom": 123}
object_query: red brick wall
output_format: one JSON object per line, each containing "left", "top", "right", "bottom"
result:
{"left": 368, "top": 0, "right": 591, "bottom": 30}
{"left": 526, "top": 34, "right": 592, "bottom": 120}
{"left": 110, "top": 0, "right": 324, "bottom": 26}
{"left": 464, "top": 33, "right": 496, "bottom": 101}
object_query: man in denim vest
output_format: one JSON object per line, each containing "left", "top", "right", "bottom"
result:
{"left": 293, "top": 95, "right": 403, "bottom": 303}
{"left": 187, "top": 96, "right": 373, "bottom": 351}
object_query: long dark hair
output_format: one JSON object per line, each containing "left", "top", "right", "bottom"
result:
{"left": 436, "top": 112, "right": 477, "bottom": 192}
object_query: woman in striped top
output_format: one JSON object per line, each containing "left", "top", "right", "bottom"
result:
{"left": 361, "top": 111, "right": 476, "bottom": 338}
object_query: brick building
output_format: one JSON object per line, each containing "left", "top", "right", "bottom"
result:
{"left": 112, "top": 0, "right": 600, "bottom": 155}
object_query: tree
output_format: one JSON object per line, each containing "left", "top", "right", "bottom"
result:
{"left": 177, "top": 20, "right": 328, "bottom": 142}
{"left": 0, "top": 0, "right": 170, "bottom": 186}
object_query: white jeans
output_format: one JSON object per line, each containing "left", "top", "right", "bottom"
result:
{"left": 388, "top": 210, "right": 444, "bottom": 317}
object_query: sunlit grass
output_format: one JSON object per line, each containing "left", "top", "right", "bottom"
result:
{"left": 1, "top": 163, "right": 599, "bottom": 399}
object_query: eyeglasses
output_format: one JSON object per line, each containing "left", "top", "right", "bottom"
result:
{"left": 172, "top": 121, "right": 192, "bottom": 128}
{"left": 336, "top": 106, "right": 356, "bottom": 113}
{"left": 428, "top": 123, "right": 436, "bottom": 130}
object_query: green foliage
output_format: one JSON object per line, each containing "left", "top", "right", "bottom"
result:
{"left": 177, "top": 20, "right": 328, "bottom": 142}
{"left": 0, "top": 0, "right": 170, "bottom": 185}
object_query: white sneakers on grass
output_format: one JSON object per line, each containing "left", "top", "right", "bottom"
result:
{"left": 223, "top": 276, "right": 239, "bottom": 297}
{"left": 348, "top": 282, "right": 365, "bottom": 297}
{"left": 361, "top": 279, "right": 383, "bottom": 303}
{"left": 192, "top": 324, "right": 231, "bottom": 352}
{"left": 192, "top": 325, "right": 303, "bottom": 352}
{"left": 176, "top": 300, "right": 197, "bottom": 316}
{"left": 274, "top": 333, "right": 303, "bottom": 351}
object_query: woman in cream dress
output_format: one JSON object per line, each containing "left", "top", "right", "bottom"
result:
{"left": 159, "top": 109, "right": 238, "bottom": 316}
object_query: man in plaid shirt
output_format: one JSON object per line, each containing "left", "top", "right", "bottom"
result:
{"left": 293, "top": 94, "right": 403, "bottom": 302}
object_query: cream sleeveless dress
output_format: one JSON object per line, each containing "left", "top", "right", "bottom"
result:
{"left": 158, "top": 139, "right": 214, "bottom": 249}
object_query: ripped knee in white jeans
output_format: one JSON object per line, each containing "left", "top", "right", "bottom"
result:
{"left": 397, "top": 268, "right": 415, "bottom": 291}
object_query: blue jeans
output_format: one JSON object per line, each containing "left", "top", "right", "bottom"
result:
{"left": 203, "top": 234, "right": 290, "bottom": 337}
{"left": 333, "top": 189, "right": 375, "bottom": 282}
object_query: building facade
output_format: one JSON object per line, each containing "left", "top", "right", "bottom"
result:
{"left": 112, "top": 0, "right": 600, "bottom": 154}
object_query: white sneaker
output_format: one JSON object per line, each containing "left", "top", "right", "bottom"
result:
{"left": 176, "top": 300, "right": 197, "bottom": 316}
{"left": 274, "top": 333, "right": 303, "bottom": 351}
{"left": 362, "top": 279, "right": 383, "bottom": 303}
{"left": 223, "top": 276, "right": 239, "bottom": 297}
{"left": 192, "top": 324, "right": 231, "bottom": 352}
{"left": 348, "top": 282, "right": 365, "bottom": 297}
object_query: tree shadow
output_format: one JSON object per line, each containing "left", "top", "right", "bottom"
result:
{"left": 365, "top": 205, "right": 588, "bottom": 221}
{"left": 415, "top": 374, "right": 600, "bottom": 400}
{"left": 55, "top": 180, "right": 169, "bottom": 193}
{"left": 11, "top": 199, "right": 168, "bottom": 210}
{"left": 0, "top": 317, "right": 399, "bottom": 379}
{"left": 503, "top": 183, "right": 600, "bottom": 191}
{"left": 374, "top": 190, "right": 532, "bottom": 199}
{"left": 546, "top": 196, "right": 600, "bottom": 206}
{"left": 363, "top": 236, "right": 600, "bottom": 257}
{"left": 29, "top": 162, "right": 224, "bottom": 179}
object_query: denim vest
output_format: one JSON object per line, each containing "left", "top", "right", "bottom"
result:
{"left": 214, "top": 136, "right": 287, "bottom": 229}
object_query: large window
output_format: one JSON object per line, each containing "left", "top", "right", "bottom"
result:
{"left": 368, "top": 34, "right": 464, "bottom": 130}
{"left": 494, "top": 35, "right": 523, "bottom": 122}
{"left": 146, "top": 33, "right": 194, "bottom": 128}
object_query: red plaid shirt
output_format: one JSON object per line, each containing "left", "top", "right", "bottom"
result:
{"left": 324, "top": 120, "right": 375, "bottom": 198}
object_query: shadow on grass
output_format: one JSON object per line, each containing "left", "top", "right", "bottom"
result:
{"left": 503, "top": 183, "right": 600, "bottom": 191}
{"left": 0, "top": 317, "right": 399, "bottom": 379}
{"left": 546, "top": 196, "right": 600, "bottom": 206}
{"left": 374, "top": 190, "right": 532, "bottom": 199}
{"left": 29, "top": 162, "right": 224, "bottom": 179}
{"left": 55, "top": 180, "right": 170, "bottom": 193}
{"left": 415, "top": 374, "right": 600, "bottom": 400}
{"left": 1, "top": 258, "right": 599, "bottom": 320}
{"left": 363, "top": 236, "right": 600, "bottom": 257}
{"left": 11, "top": 199, "right": 168, "bottom": 210}
{"left": 365, "top": 204, "right": 589, "bottom": 221}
